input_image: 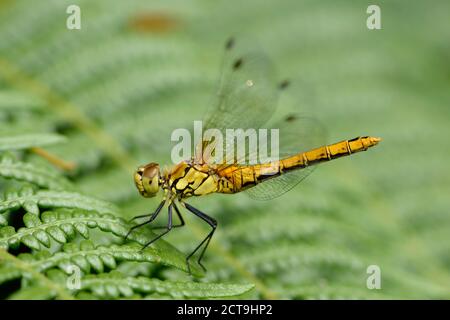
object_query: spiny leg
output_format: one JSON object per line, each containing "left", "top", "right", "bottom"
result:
{"left": 125, "top": 200, "right": 165, "bottom": 240}
{"left": 183, "top": 202, "right": 217, "bottom": 273}
{"left": 173, "top": 202, "right": 185, "bottom": 226}
{"left": 141, "top": 204, "right": 174, "bottom": 250}
{"left": 151, "top": 202, "right": 185, "bottom": 230}
{"left": 127, "top": 200, "right": 165, "bottom": 223}
{"left": 128, "top": 213, "right": 153, "bottom": 222}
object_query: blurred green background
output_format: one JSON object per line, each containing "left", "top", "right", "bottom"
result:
{"left": 0, "top": 0, "right": 449, "bottom": 299}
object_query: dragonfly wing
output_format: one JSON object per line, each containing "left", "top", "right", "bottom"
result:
{"left": 197, "top": 39, "right": 327, "bottom": 200}
{"left": 243, "top": 115, "right": 327, "bottom": 200}
{"left": 196, "top": 38, "right": 281, "bottom": 164}
{"left": 245, "top": 166, "right": 316, "bottom": 200}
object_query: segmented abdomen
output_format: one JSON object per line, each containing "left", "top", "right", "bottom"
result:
{"left": 219, "top": 136, "right": 380, "bottom": 193}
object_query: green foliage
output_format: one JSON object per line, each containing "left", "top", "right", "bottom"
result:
{"left": 0, "top": 188, "right": 119, "bottom": 215}
{"left": 0, "top": 239, "right": 205, "bottom": 282}
{"left": 0, "top": 154, "right": 73, "bottom": 190}
{"left": 0, "top": 134, "right": 66, "bottom": 151}
{"left": 0, "top": 210, "right": 125, "bottom": 251}
{"left": 8, "top": 285, "right": 55, "bottom": 300}
{"left": 77, "top": 271, "right": 254, "bottom": 299}
{"left": 0, "top": 0, "right": 449, "bottom": 300}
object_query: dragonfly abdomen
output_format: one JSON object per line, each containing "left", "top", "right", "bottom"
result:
{"left": 222, "top": 136, "right": 380, "bottom": 193}
{"left": 278, "top": 136, "right": 380, "bottom": 173}
{"left": 282, "top": 136, "right": 381, "bottom": 171}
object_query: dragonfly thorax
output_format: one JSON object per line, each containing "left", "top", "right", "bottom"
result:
{"left": 134, "top": 162, "right": 162, "bottom": 198}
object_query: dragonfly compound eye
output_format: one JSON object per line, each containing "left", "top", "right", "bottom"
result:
{"left": 134, "top": 163, "right": 160, "bottom": 197}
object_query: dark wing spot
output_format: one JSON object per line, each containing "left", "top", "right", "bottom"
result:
{"left": 225, "top": 37, "right": 235, "bottom": 50}
{"left": 279, "top": 79, "right": 290, "bottom": 90}
{"left": 233, "top": 58, "right": 243, "bottom": 70}
{"left": 285, "top": 114, "right": 297, "bottom": 122}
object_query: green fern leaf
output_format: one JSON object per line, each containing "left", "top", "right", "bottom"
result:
{"left": 0, "top": 266, "right": 21, "bottom": 285}
{"left": 239, "top": 244, "right": 363, "bottom": 276}
{"left": 78, "top": 271, "right": 254, "bottom": 299}
{"left": 0, "top": 133, "right": 66, "bottom": 151}
{"left": 8, "top": 285, "right": 55, "bottom": 300}
{"left": 0, "top": 211, "right": 202, "bottom": 275}
{"left": 0, "top": 90, "right": 44, "bottom": 111}
{"left": 0, "top": 214, "right": 6, "bottom": 226}
{"left": 15, "top": 239, "right": 201, "bottom": 276}
{"left": 0, "top": 155, "right": 72, "bottom": 190}
{"left": 0, "top": 187, "right": 119, "bottom": 215}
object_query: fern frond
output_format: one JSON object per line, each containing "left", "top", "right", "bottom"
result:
{"left": 0, "top": 265, "right": 21, "bottom": 284}
{"left": 77, "top": 168, "right": 134, "bottom": 202}
{"left": 0, "top": 248, "right": 74, "bottom": 299}
{"left": 16, "top": 239, "right": 201, "bottom": 275}
{"left": 77, "top": 271, "right": 253, "bottom": 299}
{"left": 41, "top": 36, "right": 187, "bottom": 94}
{"left": 72, "top": 65, "right": 201, "bottom": 119}
{"left": 222, "top": 211, "right": 324, "bottom": 246}
{"left": 0, "top": 133, "right": 66, "bottom": 151}
{"left": 40, "top": 133, "right": 105, "bottom": 173}
{"left": 0, "top": 187, "right": 119, "bottom": 215}
{"left": 0, "top": 89, "right": 44, "bottom": 111}
{"left": 0, "top": 154, "right": 72, "bottom": 190}
{"left": 282, "top": 284, "right": 395, "bottom": 300}
{"left": 8, "top": 285, "right": 55, "bottom": 300}
{"left": 0, "top": 210, "right": 129, "bottom": 250}
{"left": 211, "top": 243, "right": 363, "bottom": 279}
{"left": 0, "top": 210, "right": 202, "bottom": 275}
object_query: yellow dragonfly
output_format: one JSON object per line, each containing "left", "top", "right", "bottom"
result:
{"left": 126, "top": 38, "right": 381, "bottom": 273}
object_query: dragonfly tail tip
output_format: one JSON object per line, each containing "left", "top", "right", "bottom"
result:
{"left": 370, "top": 136, "right": 382, "bottom": 145}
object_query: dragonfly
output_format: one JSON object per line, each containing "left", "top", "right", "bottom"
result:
{"left": 125, "top": 38, "right": 381, "bottom": 273}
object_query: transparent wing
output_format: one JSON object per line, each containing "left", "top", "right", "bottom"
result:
{"left": 195, "top": 38, "right": 282, "bottom": 164}
{"left": 196, "top": 39, "right": 327, "bottom": 200}
{"left": 243, "top": 115, "right": 327, "bottom": 200}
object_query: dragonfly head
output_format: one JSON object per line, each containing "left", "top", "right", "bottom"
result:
{"left": 134, "top": 163, "right": 161, "bottom": 197}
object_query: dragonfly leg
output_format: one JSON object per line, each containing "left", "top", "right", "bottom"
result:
{"left": 128, "top": 213, "right": 152, "bottom": 223}
{"left": 183, "top": 202, "right": 217, "bottom": 273}
{"left": 151, "top": 202, "right": 185, "bottom": 230}
{"left": 125, "top": 200, "right": 165, "bottom": 240}
{"left": 141, "top": 204, "right": 174, "bottom": 250}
